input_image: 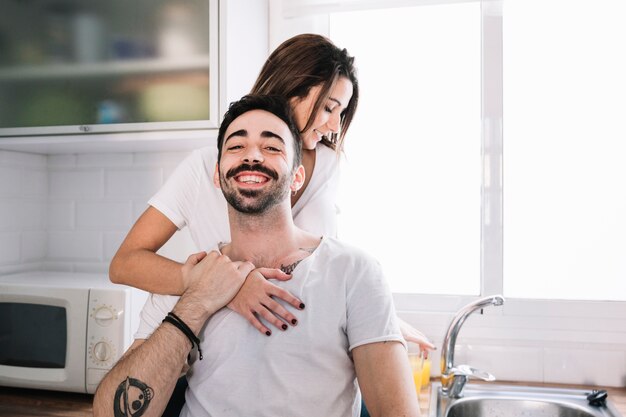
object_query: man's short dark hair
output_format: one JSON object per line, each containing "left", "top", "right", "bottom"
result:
{"left": 217, "top": 95, "right": 302, "bottom": 169}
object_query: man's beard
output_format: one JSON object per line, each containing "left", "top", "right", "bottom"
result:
{"left": 219, "top": 163, "right": 291, "bottom": 214}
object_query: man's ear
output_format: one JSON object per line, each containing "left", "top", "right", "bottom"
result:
{"left": 290, "top": 164, "right": 306, "bottom": 194}
{"left": 213, "top": 163, "right": 221, "bottom": 189}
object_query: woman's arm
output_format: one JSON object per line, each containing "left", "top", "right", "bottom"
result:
{"left": 110, "top": 206, "right": 186, "bottom": 295}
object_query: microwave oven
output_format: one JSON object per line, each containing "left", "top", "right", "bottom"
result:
{"left": 0, "top": 271, "right": 148, "bottom": 393}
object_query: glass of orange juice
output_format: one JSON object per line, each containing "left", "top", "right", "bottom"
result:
{"left": 408, "top": 351, "right": 424, "bottom": 393}
{"left": 421, "top": 351, "right": 431, "bottom": 389}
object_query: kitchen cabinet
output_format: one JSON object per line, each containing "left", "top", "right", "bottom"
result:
{"left": 0, "top": 0, "right": 268, "bottom": 153}
{"left": 0, "top": 0, "right": 217, "bottom": 132}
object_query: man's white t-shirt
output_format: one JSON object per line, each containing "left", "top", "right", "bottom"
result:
{"left": 148, "top": 140, "right": 341, "bottom": 248}
{"left": 135, "top": 237, "right": 404, "bottom": 417}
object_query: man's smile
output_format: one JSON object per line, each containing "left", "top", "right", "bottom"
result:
{"left": 235, "top": 173, "right": 270, "bottom": 185}
{"left": 226, "top": 163, "right": 278, "bottom": 181}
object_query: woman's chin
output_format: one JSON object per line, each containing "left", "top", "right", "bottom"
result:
{"left": 302, "top": 138, "right": 319, "bottom": 150}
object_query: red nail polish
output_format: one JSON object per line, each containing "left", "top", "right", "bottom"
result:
{"left": 281, "top": 324, "right": 288, "bottom": 330}
{"left": 291, "top": 319, "right": 297, "bottom": 325}
{"left": 265, "top": 331, "right": 271, "bottom": 336}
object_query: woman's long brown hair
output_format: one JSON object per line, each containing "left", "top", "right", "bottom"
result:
{"left": 250, "top": 34, "right": 359, "bottom": 152}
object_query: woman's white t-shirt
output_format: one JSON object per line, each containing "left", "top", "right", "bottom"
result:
{"left": 148, "top": 140, "right": 341, "bottom": 249}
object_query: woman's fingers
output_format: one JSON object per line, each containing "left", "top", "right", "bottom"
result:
{"left": 256, "top": 303, "right": 290, "bottom": 332}
{"left": 268, "top": 284, "right": 305, "bottom": 312}
{"left": 398, "top": 317, "right": 436, "bottom": 352}
{"left": 227, "top": 268, "right": 306, "bottom": 334}
{"left": 256, "top": 267, "right": 292, "bottom": 282}
{"left": 262, "top": 297, "right": 298, "bottom": 328}
{"left": 242, "top": 310, "right": 272, "bottom": 336}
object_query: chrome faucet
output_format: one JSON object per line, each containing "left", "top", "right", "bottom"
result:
{"left": 440, "top": 295, "right": 505, "bottom": 398}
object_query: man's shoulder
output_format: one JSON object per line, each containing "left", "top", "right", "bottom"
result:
{"left": 318, "top": 237, "right": 381, "bottom": 269}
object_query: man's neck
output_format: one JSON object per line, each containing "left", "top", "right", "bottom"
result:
{"left": 224, "top": 203, "right": 316, "bottom": 269}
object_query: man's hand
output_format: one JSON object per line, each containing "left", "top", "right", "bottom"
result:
{"left": 176, "top": 251, "right": 254, "bottom": 333}
{"left": 228, "top": 268, "right": 305, "bottom": 335}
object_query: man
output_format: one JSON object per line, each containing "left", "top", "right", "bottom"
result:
{"left": 93, "top": 95, "right": 419, "bottom": 417}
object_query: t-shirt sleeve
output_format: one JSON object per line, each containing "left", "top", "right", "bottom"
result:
{"left": 345, "top": 254, "right": 405, "bottom": 351}
{"left": 148, "top": 149, "right": 204, "bottom": 229}
{"left": 134, "top": 294, "right": 179, "bottom": 340}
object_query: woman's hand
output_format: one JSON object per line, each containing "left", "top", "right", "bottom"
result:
{"left": 398, "top": 318, "right": 436, "bottom": 355}
{"left": 228, "top": 268, "right": 305, "bottom": 335}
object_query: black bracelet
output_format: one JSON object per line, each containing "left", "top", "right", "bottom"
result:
{"left": 162, "top": 312, "right": 203, "bottom": 360}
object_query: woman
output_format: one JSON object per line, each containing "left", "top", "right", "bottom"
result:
{"left": 110, "top": 34, "right": 433, "bottom": 350}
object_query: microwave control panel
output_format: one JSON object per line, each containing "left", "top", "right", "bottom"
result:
{"left": 86, "top": 288, "right": 128, "bottom": 391}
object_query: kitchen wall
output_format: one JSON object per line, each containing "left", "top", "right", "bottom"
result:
{"left": 0, "top": 149, "right": 196, "bottom": 275}
{"left": 0, "top": 150, "right": 47, "bottom": 275}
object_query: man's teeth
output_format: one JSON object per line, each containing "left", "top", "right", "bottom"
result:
{"left": 237, "top": 175, "right": 266, "bottom": 184}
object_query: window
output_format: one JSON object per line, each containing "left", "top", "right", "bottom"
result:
{"left": 330, "top": 3, "right": 482, "bottom": 295}
{"left": 503, "top": 0, "right": 626, "bottom": 301}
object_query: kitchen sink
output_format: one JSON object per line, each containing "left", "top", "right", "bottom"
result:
{"left": 429, "top": 382, "right": 623, "bottom": 417}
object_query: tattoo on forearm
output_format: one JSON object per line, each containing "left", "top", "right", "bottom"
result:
{"left": 113, "top": 376, "right": 154, "bottom": 417}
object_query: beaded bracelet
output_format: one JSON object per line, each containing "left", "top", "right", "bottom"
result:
{"left": 162, "top": 311, "right": 203, "bottom": 360}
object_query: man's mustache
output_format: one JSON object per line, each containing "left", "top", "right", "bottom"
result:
{"left": 225, "top": 164, "right": 279, "bottom": 180}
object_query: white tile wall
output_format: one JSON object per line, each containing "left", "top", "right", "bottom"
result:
{"left": 47, "top": 231, "right": 103, "bottom": 260}
{"left": 47, "top": 201, "right": 75, "bottom": 230}
{"left": 0, "top": 151, "right": 47, "bottom": 271}
{"left": 21, "top": 231, "right": 47, "bottom": 262}
{"left": 22, "top": 169, "right": 48, "bottom": 196}
{"left": 0, "top": 150, "right": 46, "bottom": 167}
{"left": 75, "top": 201, "right": 133, "bottom": 229}
{"left": 0, "top": 149, "right": 189, "bottom": 273}
{"left": 0, "top": 232, "right": 21, "bottom": 264}
{"left": 544, "top": 347, "right": 626, "bottom": 387}
{"left": 77, "top": 153, "right": 133, "bottom": 167}
{"left": 0, "top": 166, "right": 25, "bottom": 195}
{"left": 105, "top": 169, "right": 163, "bottom": 198}
{"left": 0, "top": 200, "right": 21, "bottom": 231}
{"left": 18, "top": 200, "right": 47, "bottom": 231}
{"left": 49, "top": 169, "right": 104, "bottom": 198}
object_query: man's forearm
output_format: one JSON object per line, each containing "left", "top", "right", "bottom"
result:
{"left": 93, "top": 324, "right": 192, "bottom": 417}
{"left": 96, "top": 249, "right": 250, "bottom": 417}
